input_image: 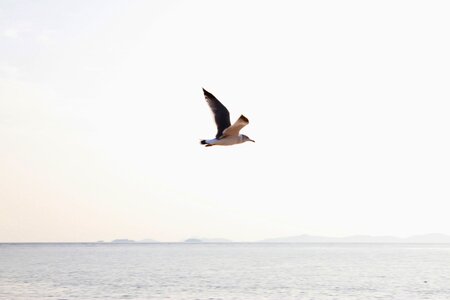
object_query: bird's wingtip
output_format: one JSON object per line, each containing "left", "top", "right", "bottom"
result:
{"left": 202, "top": 88, "right": 214, "bottom": 98}
{"left": 240, "top": 115, "right": 249, "bottom": 123}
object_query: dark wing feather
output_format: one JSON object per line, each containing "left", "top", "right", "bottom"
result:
{"left": 203, "top": 88, "right": 231, "bottom": 138}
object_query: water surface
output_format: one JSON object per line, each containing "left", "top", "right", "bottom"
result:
{"left": 1, "top": 243, "right": 449, "bottom": 299}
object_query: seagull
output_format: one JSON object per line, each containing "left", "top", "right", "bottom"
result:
{"left": 200, "top": 88, "right": 255, "bottom": 147}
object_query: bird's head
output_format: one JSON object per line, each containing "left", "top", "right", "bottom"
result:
{"left": 241, "top": 135, "right": 255, "bottom": 143}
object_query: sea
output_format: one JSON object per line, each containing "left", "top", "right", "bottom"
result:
{"left": 1, "top": 243, "right": 450, "bottom": 299}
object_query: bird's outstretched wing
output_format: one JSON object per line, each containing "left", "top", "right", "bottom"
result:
{"left": 221, "top": 115, "right": 249, "bottom": 137}
{"left": 203, "top": 88, "right": 231, "bottom": 138}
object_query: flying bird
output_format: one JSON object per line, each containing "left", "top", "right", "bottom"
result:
{"left": 200, "top": 88, "right": 255, "bottom": 147}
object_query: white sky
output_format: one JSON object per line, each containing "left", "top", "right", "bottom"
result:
{"left": 1, "top": 0, "right": 450, "bottom": 242}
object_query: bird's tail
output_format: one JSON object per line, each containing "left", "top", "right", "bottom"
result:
{"left": 200, "top": 140, "right": 208, "bottom": 145}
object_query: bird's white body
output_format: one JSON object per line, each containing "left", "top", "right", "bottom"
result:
{"left": 204, "top": 135, "right": 246, "bottom": 146}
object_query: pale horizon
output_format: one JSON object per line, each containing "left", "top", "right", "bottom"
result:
{"left": 2, "top": 0, "right": 450, "bottom": 243}
{"left": 5, "top": 232, "right": 450, "bottom": 244}
{"left": 3, "top": 232, "right": 450, "bottom": 243}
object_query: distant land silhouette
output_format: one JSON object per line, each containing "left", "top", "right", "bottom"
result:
{"left": 102, "top": 234, "right": 450, "bottom": 244}
{"left": 110, "top": 239, "right": 159, "bottom": 243}
{"left": 184, "top": 238, "right": 203, "bottom": 243}
{"left": 111, "top": 239, "right": 136, "bottom": 243}
{"left": 184, "top": 238, "right": 232, "bottom": 243}
{"left": 260, "top": 233, "right": 450, "bottom": 243}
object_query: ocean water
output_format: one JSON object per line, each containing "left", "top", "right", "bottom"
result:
{"left": 1, "top": 243, "right": 450, "bottom": 299}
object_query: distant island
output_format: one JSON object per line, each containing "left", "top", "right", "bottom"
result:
{"left": 97, "top": 234, "right": 450, "bottom": 244}
{"left": 111, "top": 239, "right": 135, "bottom": 243}
{"left": 110, "top": 238, "right": 159, "bottom": 243}
{"left": 259, "top": 233, "right": 450, "bottom": 243}
{"left": 184, "top": 238, "right": 233, "bottom": 243}
{"left": 184, "top": 238, "right": 203, "bottom": 243}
